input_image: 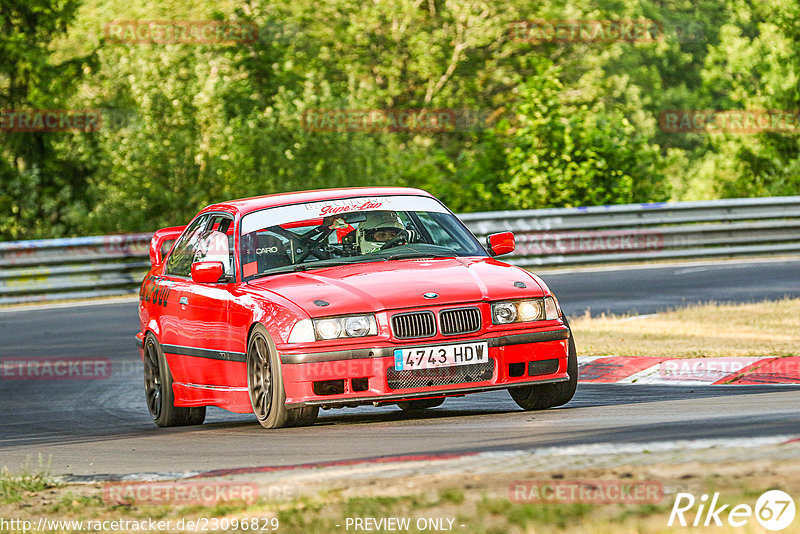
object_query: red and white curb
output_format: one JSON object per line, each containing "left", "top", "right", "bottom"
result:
{"left": 578, "top": 356, "right": 800, "bottom": 385}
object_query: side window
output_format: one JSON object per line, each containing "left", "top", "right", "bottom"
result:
{"left": 165, "top": 215, "right": 210, "bottom": 277}
{"left": 198, "top": 215, "right": 234, "bottom": 276}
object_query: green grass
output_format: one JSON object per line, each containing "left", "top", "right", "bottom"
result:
{"left": 0, "top": 460, "right": 57, "bottom": 505}
{"left": 572, "top": 297, "right": 800, "bottom": 358}
{"left": 611, "top": 503, "right": 670, "bottom": 523}
{"left": 6, "top": 477, "right": 796, "bottom": 534}
{"left": 438, "top": 488, "right": 465, "bottom": 504}
{"left": 47, "top": 493, "right": 104, "bottom": 514}
{"left": 477, "top": 497, "right": 595, "bottom": 529}
{"left": 269, "top": 492, "right": 598, "bottom": 533}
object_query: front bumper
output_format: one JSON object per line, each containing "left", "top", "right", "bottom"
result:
{"left": 279, "top": 327, "right": 570, "bottom": 408}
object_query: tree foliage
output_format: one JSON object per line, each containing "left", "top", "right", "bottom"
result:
{"left": 0, "top": 0, "right": 94, "bottom": 239}
{"left": 495, "top": 61, "right": 666, "bottom": 208}
{"left": 0, "top": 0, "right": 797, "bottom": 239}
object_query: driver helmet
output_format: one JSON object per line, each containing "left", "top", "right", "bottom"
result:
{"left": 357, "top": 211, "right": 405, "bottom": 253}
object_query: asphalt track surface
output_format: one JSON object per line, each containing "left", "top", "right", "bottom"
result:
{"left": 1, "top": 259, "right": 798, "bottom": 476}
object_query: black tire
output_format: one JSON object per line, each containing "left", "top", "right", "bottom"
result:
{"left": 143, "top": 333, "right": 206, "bottom": 427}
{"left": 397, "top": 397, "right": 445, "bottom": 411}
{"left": 246, "top": 324, "right": 318, "bottom": 429}
{"left": 508, "top": 319, "right": 578, "bottom": 411}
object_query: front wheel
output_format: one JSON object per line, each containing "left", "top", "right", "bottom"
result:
{"left": 143, "top": 333, "right": 206, "bottom": 427}
{"left": 508, "top": 319, "right": 578, "bottom": 411}
{"left": 247, "top": 325, "right": 318, "bottom": 429}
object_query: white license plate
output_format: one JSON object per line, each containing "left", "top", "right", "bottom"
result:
{"left": 393, "top": 341, "right": 488, "bottom": 371}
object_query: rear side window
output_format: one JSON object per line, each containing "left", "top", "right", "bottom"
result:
{"left": 165, "top": 215, "right": 209, "bottom": 277}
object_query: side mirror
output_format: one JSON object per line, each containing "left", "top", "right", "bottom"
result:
{"left": 191, "top": 261, "right": 225, "bottom": 284}
{"left": 487, "top": 232, "right": 515, "bottom": 256}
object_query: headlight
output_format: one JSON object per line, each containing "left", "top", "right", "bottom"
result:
{"left": 492, "top": 302, "right": 517, "bottom": 324}
{"left": 313, "top": 314, "right": 377, "bottom": 341}
{"left": 517, "top": 300, "right": 542, "bottom": 321}
{"left": 345, "top": 315, "right": 373, "bottom": 337}
{"left": 315, "top": 318, "right": 342, "bottom": 340}
{"left": 287, "top": 314, "right": 379, "bottom": 343}
{"left": 492, "top": 297, "right": 559, "bottom": 325}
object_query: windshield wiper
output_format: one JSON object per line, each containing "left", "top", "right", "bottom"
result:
{"left": 246, "top": 257, "right": 388, "bottom": 281}
{"left": 385, "top": 252, "right": 454, "bottom": 261}
{"left": 247, "top": 264, "right": 307, "bottom": 281}
{"left": 303, "top": 258, "right": 386, "bottom": 269}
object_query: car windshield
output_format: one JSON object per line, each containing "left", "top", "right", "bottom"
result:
{"left": 239, "top": 195, "right": 487, "bottom": 280}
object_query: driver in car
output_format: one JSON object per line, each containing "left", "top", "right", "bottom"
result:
{"left": 357, "top": 211, "right": 407, "bottom": 254}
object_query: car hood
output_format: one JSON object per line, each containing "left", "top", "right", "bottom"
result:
{"left": 245, "top": 257, "right": 546, "bottom": 316}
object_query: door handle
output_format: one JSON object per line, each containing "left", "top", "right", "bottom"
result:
{"left": 179, "top": 296, "right": 188, "bottom": 305}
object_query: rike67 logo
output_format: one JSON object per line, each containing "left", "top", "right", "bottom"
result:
{"left": 669, "top": 490, "right": 796, "bottom": 531}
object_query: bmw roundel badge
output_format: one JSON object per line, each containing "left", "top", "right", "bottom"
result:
{"left": 423, "top": 292, "right": 438, "bottom": 299}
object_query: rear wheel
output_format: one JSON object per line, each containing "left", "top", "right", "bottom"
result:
{"left": 143, "top": 333, "right": 206, "bottom": 427}
{"left": 247, "top": 325, "right": 318, "bottom": 428}
{"left": 397, "top": 397, "right": 445, "bottom": 411}
{"left": 508, "top": 320, "right": 578, "bottom": 411}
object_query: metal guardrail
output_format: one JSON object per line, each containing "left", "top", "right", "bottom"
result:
{"left": 460, "top": 196, "right": 800, "bottom": 267}
{"left": 1, "top": 196, "right": 798, "bottom": 305}
{"left": 0, "top": 234, "right": 152, "bottom": 305}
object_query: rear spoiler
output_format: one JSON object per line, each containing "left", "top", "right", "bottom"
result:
{"left": 150, "top": 225, "right": 186, "bottom": 265}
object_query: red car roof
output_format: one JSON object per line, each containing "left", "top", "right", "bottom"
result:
{"left": 198, "top": 187, "right": 434, "bottom": 217}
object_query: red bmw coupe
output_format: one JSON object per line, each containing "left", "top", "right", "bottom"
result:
{"left": 136, "top": 187, "right": 577, "bottom": 428}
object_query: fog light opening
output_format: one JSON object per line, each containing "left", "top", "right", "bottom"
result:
{"left": 509, "top": 362, "right": 525, "bottom": 378}
{"left": 528, "top": 359, "right": 559, "bottom": 376}
{"left": 313, "top": 379, "right": 345, "bottom": 396}
{"left": 351, "top": 377, "right": 369, "bottom": 392}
